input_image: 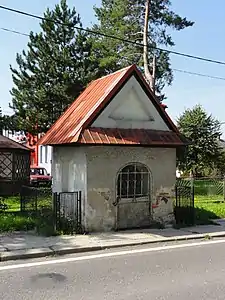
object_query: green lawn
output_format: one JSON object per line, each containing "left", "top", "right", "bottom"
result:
{"left": 195, "top": 195, "right": 224, "bottom": 203}
{"left": 194, "top": 194, "right": 225, "bottom": 224}
{"left": 0, "top": 214, "right": 36, "bottom": 232}
{"left": 2, "top": 197, "right": 20, "bottom": 211}
{"left": 0, "top": 192, "right": 55, "bottom": 234}
{"left": 0, "top": 196, "right": 52, "bottom": 212}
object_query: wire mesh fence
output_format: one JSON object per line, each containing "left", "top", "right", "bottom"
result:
{"left": 20, "top": 185, "right": 52, "bottom": 213}
{"left": 177, "top": 177, "right": 225, "bottom": 204}
{"left": 0, "top": 186, "right": 83, "bottom": 235}
{"left": 0, "top": 186, "right": 52, "bottom": 215}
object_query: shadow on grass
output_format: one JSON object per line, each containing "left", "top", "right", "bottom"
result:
{"left": 195, "top": 207, "right": 220, "bottom": 225}
{"left": 174, "top": 206, "right": 221, "bottom": 228}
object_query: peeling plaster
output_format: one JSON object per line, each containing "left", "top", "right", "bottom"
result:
{"left": 86, "top": 188, "right": 115, "bottom": 232}
{"left": 152, "top": 185, "right": 175, "bottom": 224}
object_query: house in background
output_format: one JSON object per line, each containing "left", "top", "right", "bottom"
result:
{"left": 25, "top": 133, "right": 52, "bottom": 175}
{"left": 2, "top": 129, "right": 52, "bottom": 175}
{"left": 40, "top": 65, "right": 185, "bottom": 232}
{"left": 0, "top": 134, "right": 30, "bottom": 196}
{"left": 38, "top": 144, "right": 52, "bottom": 175}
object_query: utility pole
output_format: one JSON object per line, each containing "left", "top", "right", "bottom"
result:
{"left": 143, "top": 0, "right": 156, "bottom": 93}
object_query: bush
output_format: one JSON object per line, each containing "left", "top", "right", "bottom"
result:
{"left": 0, "top": 214, "right": 36, "bottom": 232}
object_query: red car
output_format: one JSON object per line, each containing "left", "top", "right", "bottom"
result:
{"left": 30, "top": 166, "right": 52, "bottom": 187}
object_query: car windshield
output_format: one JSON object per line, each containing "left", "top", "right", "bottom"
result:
{"left": 30, "top": 168, "right": 47, "bottom": 176}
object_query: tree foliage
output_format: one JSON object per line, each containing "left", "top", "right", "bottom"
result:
{"left": 0, "top": 109, "right": 19, "bottom": 135}
{"left": 10, "top": 0, "right": 194, "bottom": 134}
{"left": 177, "top": 105, "right": 223, "bottom": 176}
{"left": 10, "top": 0, "right": 99, "bottom": 134}
{"left": 91, "top": 0, "right": 194, "bottom": 95}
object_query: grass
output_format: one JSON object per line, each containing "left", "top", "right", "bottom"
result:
{"left": 0, "top": 195, "right": 53, "bottom": 234}
{"left": 2, "top": 197, "right": 20, "bottom": 212}
{"left": 0, "top": 213, "right": 36, "bottom": 232}
{"left": 195, "top": 195, "right": 224, "bottom": 203}
{"left": 0, "top": 196, "right": 52, "bottom": 212}
{"left": 194, "top": 194, "right": 225, "bottom": 225}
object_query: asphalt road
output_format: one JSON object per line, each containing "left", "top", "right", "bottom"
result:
{"left": 1, "top": 239, "right": 225, "bottom": 300}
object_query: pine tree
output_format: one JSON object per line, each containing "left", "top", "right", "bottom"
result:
{"left": 90, "top": 0, "right": 194, "bottom": 96}
{"left": 10, "top": 0, "right": 99, "bottom": 134}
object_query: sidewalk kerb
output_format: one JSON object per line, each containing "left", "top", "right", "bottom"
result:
{"left": 1, "top": 231, "right": 225, "bottom": 262}
{"left": 0, "top": 247, "right": 54, "bottom": 262}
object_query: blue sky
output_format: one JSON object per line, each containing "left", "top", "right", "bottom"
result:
{"left": 1, "top": 1, "right": 225, "bottom": 134}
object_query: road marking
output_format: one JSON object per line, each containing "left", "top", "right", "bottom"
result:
{"left": 0, "top": 239, "right": 225, "bottom": 271}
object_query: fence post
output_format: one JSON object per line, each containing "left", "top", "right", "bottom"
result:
{"left": 78, "top": 191, "right": 82, "bottom": 232}
{"left": 53, "top": 193, "right": 57, "bottom": 232}
{"left": 20, "top": 186, "right": 23, "bottom": 212}
{"left": 35, "top": 187, "right": 38, "bottom": 213}
{"left": 190, "top": 176, "right": 195, "bottom": 225}
{"left": 223, "top": 176, "right": 225, "bottom": 202}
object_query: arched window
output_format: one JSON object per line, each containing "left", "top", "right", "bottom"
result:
{"left": 117, "top": 163, "right": 150, "bottom": 199}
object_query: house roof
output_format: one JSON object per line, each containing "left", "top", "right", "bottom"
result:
{"left": 40, "top": 64, "right": 182, "bottom": 146}
{"left": 0, "top": 134, "right": 31, "bottom": 151}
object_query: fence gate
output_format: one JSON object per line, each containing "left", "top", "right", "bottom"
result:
{"left": 53, "top": 191, "right": 82, "bottom": 234}
{"left": 175, "top": 179, "right": 195, "bottom": 226}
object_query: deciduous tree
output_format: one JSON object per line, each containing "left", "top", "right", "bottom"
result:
{"left": 177, "top": 105, "right": 222, "bottom": 176}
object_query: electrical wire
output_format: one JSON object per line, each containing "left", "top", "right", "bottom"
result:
{"left": 0, "top": 27, "right": 29, "bottom": 36}
{"left": 1, "top": 4, "right": 225, "bottom": 66}
{"left": 173, "top": 69, "right": 225, "bottom": 81}
{"left": 1, "top": 26, "right": 225, "bottom": 82}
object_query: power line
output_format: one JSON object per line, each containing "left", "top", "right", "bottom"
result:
{"left": 0, "top": 27, "right": 29, "bottom": 36}
{"left": 2, "top": 26, "right": 225, "bottom": 82}
{"left": 1, "top": 4, "right": 225, "bottom": 66}
{"left": 173, "top": 68, "right": 225, "bottom": 81}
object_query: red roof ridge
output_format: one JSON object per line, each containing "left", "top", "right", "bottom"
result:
{"left": 94, "top": 65, "right": 135, "bottom": 81}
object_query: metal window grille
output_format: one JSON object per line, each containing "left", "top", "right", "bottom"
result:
{"left": 117, "top": 163, "right": 150, "bottom": 199}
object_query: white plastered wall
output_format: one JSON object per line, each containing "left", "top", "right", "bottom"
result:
{"left": 91, "top": 75, "right": 170, "bottom": 131}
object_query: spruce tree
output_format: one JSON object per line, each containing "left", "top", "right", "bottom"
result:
{"left": 10, "top": 0, "right": 99, "bottom": 134}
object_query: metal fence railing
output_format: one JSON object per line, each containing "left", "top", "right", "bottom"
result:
{"left": 53, "top": 191, "right": 83, "bottom": 234}
{"left": 177, "top": 177, "right": 225, "bottom": 204}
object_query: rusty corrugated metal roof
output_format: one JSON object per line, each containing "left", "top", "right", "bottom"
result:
{"left": 78, "top": 128, "right": 184, "bottom": 146}
{"left": 40, "top": 64, "right": 180, "bottom": 146}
